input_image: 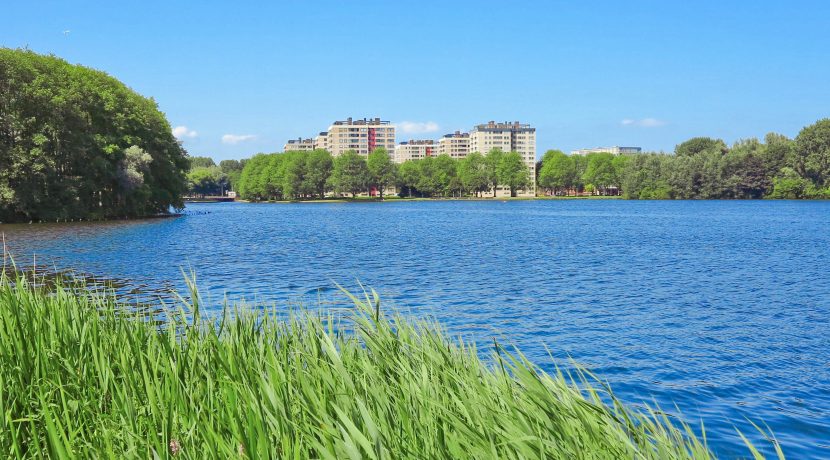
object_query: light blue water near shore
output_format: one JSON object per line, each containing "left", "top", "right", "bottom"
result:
{"left": 3, "top": 200, "right": 829, "bottom": 458}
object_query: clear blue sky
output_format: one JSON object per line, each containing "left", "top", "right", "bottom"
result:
{"left": 3, "top": 0, "right": 829, "bottom": 161}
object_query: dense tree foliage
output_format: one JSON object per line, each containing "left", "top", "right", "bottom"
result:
{"left": 537, "top": 119, "right": 830, "bottom": 199}
{"left": 0, "top": 49, "right": 189, "bottom": 222}
{"left": 236, "top": 147, "right": 533, "bottom": 201}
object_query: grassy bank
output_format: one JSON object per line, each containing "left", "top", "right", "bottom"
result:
{"left": 0, "top": 275, "right": 781, "bottom": 459}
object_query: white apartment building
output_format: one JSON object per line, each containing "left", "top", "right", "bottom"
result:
{"left": 437, "top": 131, "right": 471, "bottom": 159}
{"left": 324, "top": 117, "right": 396, "bottom": 157}
{"left": 394, "top": 140, "right": 437, "bottom": 163}
{"left": 283, "top": 137, "right": 315, "bottom": 152}
{"left": 570, "top": 146, "right": 642, "bottom": 156}
{"left": 469, "top": 121, "right": 536, "bottom": 194}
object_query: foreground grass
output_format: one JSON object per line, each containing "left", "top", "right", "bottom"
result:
{"left": 0, "top": 275, "right": 782, "bottom": 459}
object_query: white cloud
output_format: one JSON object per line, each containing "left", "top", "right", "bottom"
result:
{"left": 221, "top": 134, "right": 257, "bottom": 145}
{"left": 398, "top": 121, "right": 440, "bottom": 135}
{"left": 172, "top": 126, "right": 198, "bottom": 139}
{"left": 621, "top": 118, "right": 667, "bottom": 128}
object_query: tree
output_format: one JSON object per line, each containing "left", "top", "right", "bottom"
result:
{"left": 282, "top": 151, "right": 308, "bottom": 200}
{"left": 583, "top": 153, "right": 618, "bottom": 196}
{"left": 457, "top": 152, "right": 489, "bottom": 197}
{"left": 367, "top": 148, "right": 397, "bottom": 199}
{"left": 219, "top": 159, "right": 245, "bottom": 191}
{"left": 329, "top": 151, "right": 369, "bottom": 197}
{"left": 187, "top": 166, "right": 225, "bottom": 198}
{"left": 538, "top": 150, "right": 576, "bottom": 195}
{"left": 434, "top": 154, "right": 460, "bottom": 197}
{"left": 675, "top": 137, "right": 727, "bottom": 157}
{"left": 793, "top": 118, "right": 830, "bottom": 187}
{"left": 188, "top": 156, "right": 216, "bottom": 170}
{"left": 416, "top": 156, "right": 439, "bottom": 197}
{"left": 0, "top": 48, "right": 188, "bottom": 222}
{"left": 497, "top": 152, "right": 531, "bottom": 197}
{"left": 396, "top": 160, "right": 421, "bottom": 197}
{"left": 304, "top": 149, "right": 333, "bottom": 199}
{"left": 484, "top": 149, "right": 505, "bottom": 197}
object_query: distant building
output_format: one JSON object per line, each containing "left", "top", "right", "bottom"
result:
{"left": 570, "top": 146, "right": 642, "bottom": 156}
{"left": 394, "top": 140, "right": 437, "bottom": 163}
{"left": 283, "top": 137, "right": 315, "bottom": 152}
{"left": 323, "top": 117, "right": 396, "bottom": 157}
{"left": 313, "top": 132, "right": 329, "bottom": 151}
{"left": 469, "top": 121, "right": 536, "bottom": 195}
{"left": 437, "top": 131, "right": 471, "bottom": 159}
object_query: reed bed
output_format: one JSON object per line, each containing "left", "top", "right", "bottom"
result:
{"left": 0, "top": 273, "right": 783, "bottom": 459}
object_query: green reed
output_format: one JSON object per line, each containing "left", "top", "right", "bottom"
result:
{"left": 0, "top": 272, "right": 784, "bottom": 459}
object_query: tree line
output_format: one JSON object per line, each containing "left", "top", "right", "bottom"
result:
{"left": 0, "top": 49, "right": 189, "bottom": 222}
{"left": 538, "top": 119, "right": 830, "bottom": 199}
{"left": 234, "top": 148, "right": 532, "bottom": 201}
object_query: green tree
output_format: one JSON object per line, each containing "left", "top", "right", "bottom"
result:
{"left": 0, "top": 48, "right": 188, "bottom": 222}
{"left": 329, "top": 151, "right": 369, "bottom": 197}
{"left": 793, "top": 118, "right": 830, "bottom": 187}
{"left": 674, "top": 137, "right": 727, "bottom": 157}
{"left": 497, "top": 152, "right": 531, "bottom": 197}
{"left": 538, "top": 150, "right": 576, "bottom": 196}
{"left": 457, "top": 152, "right": 490, "bottom": 197}
{"left": 434, "top": 154, "right": 460, "bottom": 197}
{"left": 484, "top": 149, "right": 505, "bottom": 197}
{"left": 396, "top": 160, "right": 421, "bottom": 197}
{"left": 582, "top": 153, "right": 618, "bottom": 196}
{"left": 188, "top": 156, "right": 216, "bottom": 170}
{"left": 187, "top": 166, "right": 225, "bottom": 197}
{"left": 367, "top": 148, "right": 397, "bottom": 199}
{"left": 304, "top": 149, "right": 333, "bottom": 199}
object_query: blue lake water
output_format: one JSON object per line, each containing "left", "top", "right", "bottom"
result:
{"left": 2, "top": 200, "right": 829, "bottom": 458}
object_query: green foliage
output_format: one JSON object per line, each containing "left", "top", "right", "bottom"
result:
{"left": 457, "top": 152, "right": 490, "bottom": 197}
{"left": 0, "top": 48, "right": 189, "bottom": 221}
{"left": 793, "top": 118, "right": 830, "bottom": 187}
{"left": 675, "top": 137, "right": 727, "bottom": 157}
{"left": 187, "top": 166, "right": 226, "bottom": 197}
{"left": 541, "top": 122, "right": 830, "bottom": 200}
{"left": 188, "top": 156, "right": 216, "bottom": 170}
{"left": 0, "top": 274, "right": 783, "bottom": 459}
{"left": 304, "top": 149, "right": 333, "bottom": 199}
{"left": 366, "top": 148, "right": 397, "bottom": 198}
{"left": 496, "top": 151, "right": 531, "bottom": 197}
{"left": 329, "top": 150, "right": 369, "bottom": 197}
{"left": 484, "top": 148, "right": 505, "bottom": 197}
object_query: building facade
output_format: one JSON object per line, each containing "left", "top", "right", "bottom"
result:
{"left": 323, "top": 117, "right": 396, "bottom": 157}
{"left": 437, "top": 131, "right": 471, "bottom": 159}
{"left": 469, "top": 121, "right": 536, "bottom": 194}
{"left": 283, "top": 138, "right": 315, "bottom": 152}
{"left": 394, "top": 140, "right": 437, "bottom": 163}
{"left": 313, "top": 132, "right": 329, "bottom": 151}
{"left": 570, "top": 146, "right": 642, "bottom": 156}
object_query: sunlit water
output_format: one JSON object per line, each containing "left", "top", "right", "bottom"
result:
{"left": 2, "top": 200, "right": 829, "bottom": 458}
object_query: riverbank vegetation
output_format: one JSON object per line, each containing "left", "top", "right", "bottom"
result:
{"left": 236, "top": 148, "right": 531, "bottom": 201}
{"left": 538, "top": 119, "right": 830, "bottom": 199}
{"left": 0, "top": 49, "right": 190, "bottom": 222}
{"left": 0, "top": 274, "right": 783, "bottom": 458}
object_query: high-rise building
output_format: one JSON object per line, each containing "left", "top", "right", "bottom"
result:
{"left": 313, "top": 132, "right": 329, "bottom": 151}
{"left": 570, "top": 146, "right": 642, "bottom": 156}
{"left": 283, "top": 137, "right": 315, "bottom": 152}
{"left": 469, "top": 121, "right": 536, "bottom": 193}
{"left": 394, "top": 140, "right": 437, "bottom": 163}
{"left": 437, "top": 131, "right": 471, "bottom": 159}
{"left": 324, "top": 117, "right": 396, "bottom": 157}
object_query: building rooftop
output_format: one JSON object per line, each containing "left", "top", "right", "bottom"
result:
{"left": 472, "top": 121, "right": 534, "bottom": 131}
{"left": 442, "top": 131, "right": 470, "bottom": 138}
{"left": 331, "top": 117, "right": 391, "bottom": 126}
{"left": 399, "top": 139, "right": 436, "bottom": 145}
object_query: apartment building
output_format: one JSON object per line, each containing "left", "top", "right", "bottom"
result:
{"left": 437, "top": 131, "right": 471, "bottom": 159}
{"left": 313, "top": 132, "right": 329, "bottom": 151}
{"left": 571, "top": 146, "right": 642, "bottom": 156}
{"left": 283, "top": 137, "right": 315, "bottom": 152}
{"left": 469, "top": 121, "right": 536, "bottom": 194}
{"left": 323, "top": 117, "right": 396, "bottom": 157}
{"left": 394, "top": 140, "right": 437, "bottom": 163}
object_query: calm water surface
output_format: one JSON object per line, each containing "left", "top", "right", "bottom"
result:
{"left": 3, "top": 200, "right": 829, "bottom": 458}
